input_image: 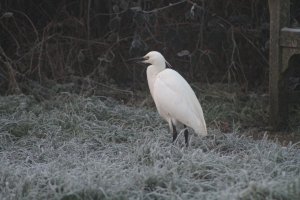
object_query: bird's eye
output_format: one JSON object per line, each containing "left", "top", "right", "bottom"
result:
{"left": 144, "top": 56, "right": 149, "bottom": 60}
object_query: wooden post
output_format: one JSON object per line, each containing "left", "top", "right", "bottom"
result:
{"left": 268, "top": 0, "right": 290, "bottom": 129}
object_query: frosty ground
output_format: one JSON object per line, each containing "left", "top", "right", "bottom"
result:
{"left": 0, "top": 85, "right": 300, "bottom": 200}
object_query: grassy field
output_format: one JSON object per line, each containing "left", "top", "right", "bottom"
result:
{"left": 0, "top": 84, "right": 300, "bottom": 200}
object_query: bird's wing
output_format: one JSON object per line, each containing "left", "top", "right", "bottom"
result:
{"left": 152, "top": 69, "right": 207, "bottom": 135}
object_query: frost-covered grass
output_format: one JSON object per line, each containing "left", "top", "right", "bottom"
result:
{"left": 0, "top": 92, "right": 300, "bottom": 200}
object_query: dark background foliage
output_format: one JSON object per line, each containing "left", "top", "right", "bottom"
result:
{"left": 0, "top": 0, "right": 299, "bottom": 97}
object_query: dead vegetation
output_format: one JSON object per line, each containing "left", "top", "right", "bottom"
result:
{"left": 0, "top": 0, "right": 274, "bottom": 97}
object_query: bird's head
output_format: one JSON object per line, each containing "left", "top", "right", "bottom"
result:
{"left": 142, "top": 51, "right": 165, "bottom": 66}
{"left": 128, "top": 51, "right": 172, "bottom": 68}
{"left": 141, "top": 51, "right": 173, "bottom": 68}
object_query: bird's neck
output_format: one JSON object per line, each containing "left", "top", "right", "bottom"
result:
{"left": 146, "top": 64, "right": 165, "bottom": 96}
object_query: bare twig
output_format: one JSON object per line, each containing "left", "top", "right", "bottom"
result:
{"left": 141, "top": 0, "right": 187, "bottom": 14}
{"left": 87, "top": 0, "right": 91, "bottom": 43}
{"left": 11, "top": 9, "right": 39, "bottom": 41}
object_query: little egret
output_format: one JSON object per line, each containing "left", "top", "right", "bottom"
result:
{"left": 139, "top": 51, "right": 207, "bottom": 146}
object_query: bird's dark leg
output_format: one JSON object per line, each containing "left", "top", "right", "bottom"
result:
{"left": 184, "top": 125, "right": 189, "bottom": 147}
{"left": 172, "top": 123, "right": 178, "bottom": 143}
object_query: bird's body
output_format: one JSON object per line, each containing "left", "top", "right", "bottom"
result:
{"left": 151, "top": 69, "right": 207, "bottom": 135}
{"left": 142, "top": 51, "right": 207, "bottom": 146}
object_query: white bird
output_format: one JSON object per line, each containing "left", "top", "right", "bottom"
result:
{"left": 140, "top": 51, "right": 207, "bottom": 146}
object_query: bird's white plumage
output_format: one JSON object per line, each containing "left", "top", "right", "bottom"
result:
{"left": 143, "top": 51, "right": 207, "bottom": 137}
{"left": 153, "top": 69, "right": 207, "bottom": 135}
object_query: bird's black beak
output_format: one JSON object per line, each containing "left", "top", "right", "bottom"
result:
{"left": 127, "top": 56, "right": 148, "bottom": 64}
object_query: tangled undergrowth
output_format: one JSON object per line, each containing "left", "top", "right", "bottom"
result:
{"left": 0, "top": 89, "right": 300, "bottom": 200}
